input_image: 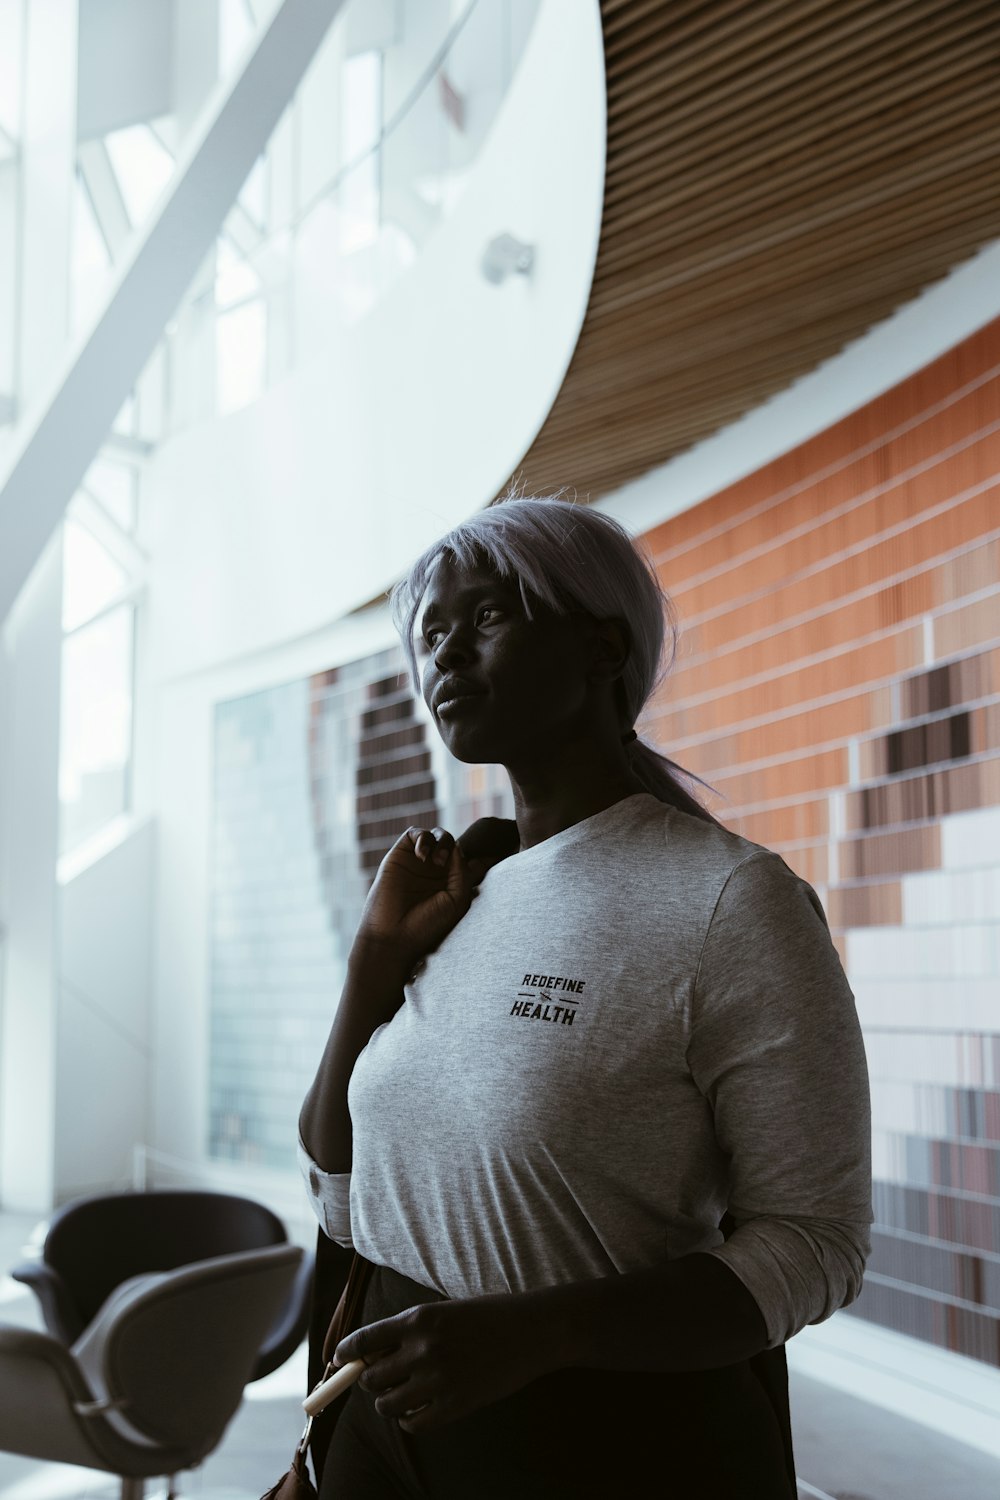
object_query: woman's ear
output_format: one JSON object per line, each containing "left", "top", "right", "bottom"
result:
{"left": 589, "top": 616, "right": 631, "bottom": 682}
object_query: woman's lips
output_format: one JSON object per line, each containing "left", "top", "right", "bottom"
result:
{"left": 437, "top": 693, "right": 482, "bottom": 717}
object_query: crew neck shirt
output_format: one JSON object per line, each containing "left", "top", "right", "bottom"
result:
{"left": 299, "top": 792, "right": 872, "bottom": 1348}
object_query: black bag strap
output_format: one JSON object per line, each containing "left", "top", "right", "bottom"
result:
{"left": 304, "top": 1232, "right": 378, "bottom": 1489}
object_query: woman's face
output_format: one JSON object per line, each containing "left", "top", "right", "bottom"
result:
{"left": 416, "top": 552, "right": 620, "bottom": 766}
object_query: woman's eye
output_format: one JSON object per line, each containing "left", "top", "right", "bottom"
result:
{"left": 421, "top": 606, "right": 502, "bottom": 651}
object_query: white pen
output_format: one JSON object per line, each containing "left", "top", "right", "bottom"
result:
{"left": 302, "top": 1358, "right": 366, "bottom": 1417}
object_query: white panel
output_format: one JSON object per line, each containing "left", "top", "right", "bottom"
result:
{"left": 865, "top": 1032, "right": 998, "bottom": 1089}
{"left": 902, "top": 867, "right": 1000, "bottom": 926}
{"left": 852, "top": 977, "right": 999, "bottom": 1032}
{"left": 54, "top": 978, "right": 148, "bottom": 1197}
{"left": 58, "top": 818, "right": 155, "bottom": 1048}
{"left": 848, "top": 924, "right": 996, "bottom": 979}
{"left": 941, "top": 806, "right": 1000, "bottom": 871}
{"left": 77, "top": 0, "right": 174, "bottom": 142}
{"left": 868, "top": 1081, "right": 950, "bottom": 1137}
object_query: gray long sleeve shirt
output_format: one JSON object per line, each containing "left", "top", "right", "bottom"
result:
{"left": 299, "top": 792, "right": 873, "bottom": 1348}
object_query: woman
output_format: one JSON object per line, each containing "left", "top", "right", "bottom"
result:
{"left": 298, "top": 496, "right": 872, "bottom": 1498}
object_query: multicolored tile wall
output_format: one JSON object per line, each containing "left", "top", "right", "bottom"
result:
{"left": 644, "top": 315, "right": 1000, "bottom": 1367}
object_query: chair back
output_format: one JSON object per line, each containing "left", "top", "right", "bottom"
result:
{"left": 72, "top": 1243, "right": 302, "bottom": 1458}
{"left": 45, "top": 1190, "right": 287, "bottom": 1335}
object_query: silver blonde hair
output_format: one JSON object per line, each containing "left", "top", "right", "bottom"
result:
{"left": 388, "top": 494, "right": 723, "bottom": 825}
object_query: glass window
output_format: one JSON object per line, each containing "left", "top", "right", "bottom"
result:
{"left": 219, "top": 0, "right": 257, "bottom": 75}
{"left": 70, "top": 170, "right": 112, "bottom": 334}
{"left": 216, "top": 234, "right": 263, "bottom": 310}
{"left": 339, "top": 51, "right": 382, "bottom": 254}
{"left": 59, "top": 604, "right": 134, "bottom": 856}
{"left": 84, "top": 455, "right": 138, "bottom": 534}
{"left": 104, "top": 123, "right": 174, "bottom": 227}
{"left": 239, "top": 155, "right": 268, "bottom": 231}
{"left": 216, "top": 298, "right": 267, "bottom": 413}
{"left": 62, "top": 516, "right": 129, "bottom": 632}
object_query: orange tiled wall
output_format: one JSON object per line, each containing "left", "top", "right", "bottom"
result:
{"left": 642, "top": 317, "right": 1000, "bottom": 1366}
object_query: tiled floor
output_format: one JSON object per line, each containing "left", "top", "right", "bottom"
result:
{"left": 1, "top": 1211, "right": 998, "bottom": 1500}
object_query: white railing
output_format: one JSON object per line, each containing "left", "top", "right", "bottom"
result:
{"left": 131, "top": 1144, "right": 316, "bottom": 1246}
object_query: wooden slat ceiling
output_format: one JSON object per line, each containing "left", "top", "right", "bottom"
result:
{"left": 501, "top": 0, "right": 1000, "bottom": 502}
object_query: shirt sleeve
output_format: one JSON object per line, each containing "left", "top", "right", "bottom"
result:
{"left": 296, "top": 1133, "right": 354, "bottom": 1250}
{"left": 688, "top": 850, "right": 873, "bottom": 1348}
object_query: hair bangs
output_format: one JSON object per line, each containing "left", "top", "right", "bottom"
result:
{"left": 389, "top": 508, "right": 574, "bottom": 696}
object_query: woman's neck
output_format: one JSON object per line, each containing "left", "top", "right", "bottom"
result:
{"left": 509, "top": 769, "right": 647, "bottom": 852}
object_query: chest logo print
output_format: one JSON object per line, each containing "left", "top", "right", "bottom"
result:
{"left": 510, "top": 972, "right": 585, "bottom": 1027}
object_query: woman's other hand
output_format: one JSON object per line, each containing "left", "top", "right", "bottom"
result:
{"left": 333, "top": 1292, "right": 549, "bottom": 1434}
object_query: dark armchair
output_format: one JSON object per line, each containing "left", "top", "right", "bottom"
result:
{"left": 10, "top": 1189, "right": 314, "bottom": 1381}
{"left": 0, "top": 1243, "right": 303, "bottom": 1500}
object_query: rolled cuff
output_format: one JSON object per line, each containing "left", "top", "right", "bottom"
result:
{"left": 297, "top": 1135, "right": 354, "bottom": 1249}
{"left": 704, "top": 1214, "right": 871, "bottom": 1348}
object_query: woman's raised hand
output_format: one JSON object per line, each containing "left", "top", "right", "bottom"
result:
{"left": 355, "top": 825, "right": 479, "bottom": 973}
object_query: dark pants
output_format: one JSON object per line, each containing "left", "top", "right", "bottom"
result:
{"left": 319, "top": 1262, "right": 796, "bottom": 1499}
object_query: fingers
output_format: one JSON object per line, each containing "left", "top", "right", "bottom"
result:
{"left": 357, "top": 1348, "right": 415, "bottom": 1399}
{"left": 350, "top": 1346, "right": 433, "bottom": 1423}
{"left": 408, "top": 826, "right": 457, "bottom": 867}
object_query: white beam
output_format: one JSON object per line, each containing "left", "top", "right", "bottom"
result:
{"left": 0, "top": 0, "right": 348, "bottom": 627}
{"left": 77, "top": 138, "right": 132, "bottom": 258}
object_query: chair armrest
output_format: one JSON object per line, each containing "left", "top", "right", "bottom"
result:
{"left": 251, "top": 1246, "right": 315, "bottom": 1380}
{"left": 0, "top": 1323, "right": 117, "bottom": 1470}
{"left": 7, "top": 1260, "right": 84, "bottom": 1343}
{"left": 0, "top": 1324, "right": 93, "bottom": 1393}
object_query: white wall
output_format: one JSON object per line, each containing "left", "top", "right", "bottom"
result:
{"left": 54, "top": 817, "right": 156, "bottom": 1198}
{"left": 142, "top": 0, "right": 606, "bottom": 684}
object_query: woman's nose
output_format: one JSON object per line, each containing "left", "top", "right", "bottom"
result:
{"left": 433, "top": 627, "right": 475, "bottom": 668}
